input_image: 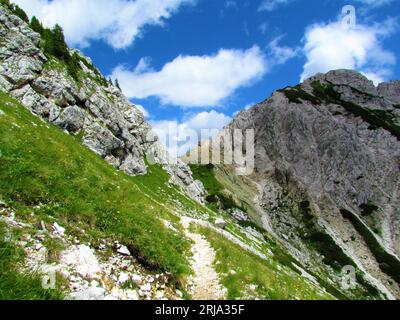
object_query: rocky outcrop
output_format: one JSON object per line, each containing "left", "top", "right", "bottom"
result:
{"left": 0, "top": 5, "right": 204, "bottom": 202}
{"left": 211, "top": 69, "right": 400, "bottom": 299}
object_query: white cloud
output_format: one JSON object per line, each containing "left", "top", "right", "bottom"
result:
{"left": 150, "top": 111, "right": 232, "bottom": 156}
{"left": 258, "top": 0, "right": 292, "bottom": 12}
{"left": 13, "top": 0, "right": 194, "bottom": 49}
{"left": 301, "top": 19, "right": 397, "bottom": 85}
{"left": 268, "top": 36, "right": 300, "bottom": 64}
{"left": 111, "top": 46, "right": 267, "bottom": 108}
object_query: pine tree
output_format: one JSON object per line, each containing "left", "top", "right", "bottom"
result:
{"left": 30, "top": 16, "right": 43, "bottom": 35}
{"left": 12, "top": 5, "right": 29, "bottom": 22}
{"left": 115, "top": 79, "right": 121, "bottom": 91}
{"left": 51, "top": 24, "right": 70, "bottom": 61}
{"left": 66, "top": 52, "right": 81, "bottom": 81}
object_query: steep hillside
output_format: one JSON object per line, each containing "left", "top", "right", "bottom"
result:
{"left": 0, "top": 3, "right": 204, "bottom": 203}
{"left": 187, "top": 70, "right": 400, "bottom": 299}
{"left": 0, "top": 3, "right": 344, "bottom": 300}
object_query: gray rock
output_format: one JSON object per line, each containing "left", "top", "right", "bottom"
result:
{"left": 54, "top": 106, "right": 85, "bottom": 133}
{"left": 68, "top": 287, "right": 108, "bottom": 300}
{"left": 131, "top": 274, "right": 142, "bottom": 285}
{"left": 378, "top": 81, "right": 400, "bottom": 105}
{"left": 116, "top": 245, "right": 131, "bottom": 256}
{"left": 215, "top": 218, "right": 227, "bottom": 229}
{"left": 83, "top": 123, "right": 123, "bottom": 158}
{"left": 52, "top": 222, "right": 66, "bottom": 235}
{"left": 60, "top": 245, "right": 101, "bottom": 280}
{"left": 215, "top": 69, "right": 400, "bottom": 299}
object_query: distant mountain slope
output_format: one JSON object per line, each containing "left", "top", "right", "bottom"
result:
{"left": 187, "top": 69, "right": 400, "bottom": 299}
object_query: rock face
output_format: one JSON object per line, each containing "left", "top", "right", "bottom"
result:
{"left": 214, "top": 69, "right": 400, "bottom": 298}
{"left": 0, "top": 5, "right": 204, "bottom": 202}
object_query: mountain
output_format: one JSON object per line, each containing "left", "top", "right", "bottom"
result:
{"left": 186, "top": 69, "right": 400, "bottom": 299}
{"left": 0, "top": 2, "right": 398, "bottom": 300}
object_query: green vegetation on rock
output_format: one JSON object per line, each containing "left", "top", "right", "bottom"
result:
{"left": 279, "top": 85, "right": 320, "bottom": 105}
{"left": 190, "top": 164, "right": 246, "bottom": 212}
{"left": 311, "top": 81, "right": 400, "bottom": 139}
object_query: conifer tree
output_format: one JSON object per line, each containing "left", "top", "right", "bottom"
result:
{"left": 30, "top": 16, "right": 43, "bottom": 35}
{"left": 115, "top": 79, "right": 121, "bottom": 91}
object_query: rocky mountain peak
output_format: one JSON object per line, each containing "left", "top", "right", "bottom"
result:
{"left": 207, "top": 68, "right": 400, "bottom": 299}
{"left": 304, "top": 69, "right": 378, "bottom": 95}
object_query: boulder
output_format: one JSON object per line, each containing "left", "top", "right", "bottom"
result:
{"left": 116, "top": 245, "right": 131, "bottom": 256}
{"left": 215, "top": 218, "right": 227, "bottom": 229}
{"left": 53, "top": 105, "right": 85, "bottom": 133}
{"left": 60, "top": 245, "right": 102, "bottom": 280}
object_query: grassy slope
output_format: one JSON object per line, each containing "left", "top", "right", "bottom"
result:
{"left": 0, "top": 222, "right": 64, "bottom": 300}
{"left": 0, "top": 91, "right": 336, "bottom": 300}
{"left": 0, "top": 91, "right": 191, "bottom": 278}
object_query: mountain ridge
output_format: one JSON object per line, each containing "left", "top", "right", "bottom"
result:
{"left": 187, "top": 69, "right": 400, "bottom": 299}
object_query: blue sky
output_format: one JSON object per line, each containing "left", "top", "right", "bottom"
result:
{"left": 14, "top": 0, "right": 400, "bottom": 153}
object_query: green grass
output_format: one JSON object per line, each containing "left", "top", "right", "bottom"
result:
{"left": 0, "top": 223, "right": 64, "bottom": 300}
{"left": 192, "top": 224, "right": 333, "bottom": 300}
{"left": 0, "top": 91, "right": 191, "bottom": 280}
{"left": 190, "top": 164, "right": 224, "bottom": 195}
{"left": 190, "top": 164, "right": 246, "bottom": 212}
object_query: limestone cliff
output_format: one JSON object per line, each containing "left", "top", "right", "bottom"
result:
{"left": 197, "top": 70, "right": 400, "bottom": 298}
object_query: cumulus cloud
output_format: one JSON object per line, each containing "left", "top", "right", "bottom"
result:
{"left": 258, "top": 0, "right": 292, "bottom": 12}
{"left": 301, "top": 19, "right": 397, "bottom": 84}
{"left": 13, "top": 0, "right": 194, "bottom": 49}
{"left": 111, "top": 46, "right": 267, "bottom": 108}
{"left": 150, "top": 111, "right": 232, "bottom": 156}
{"left": 268, "top": 36, "right": 300, "bottom": 64}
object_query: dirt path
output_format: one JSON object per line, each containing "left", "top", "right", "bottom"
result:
{"left": 181, "top": 217, "right": 226, "bottom": 300}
